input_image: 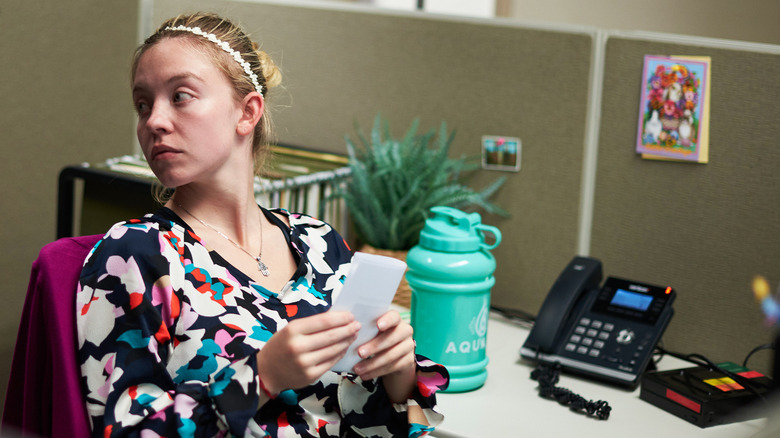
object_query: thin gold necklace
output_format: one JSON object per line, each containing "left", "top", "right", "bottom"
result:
{"left": 176, "top": 203, "right": 270, "bottom": 277}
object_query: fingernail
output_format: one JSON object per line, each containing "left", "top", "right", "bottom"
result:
{"left": 358, "top": 347, "right": 368, "bottom": 358}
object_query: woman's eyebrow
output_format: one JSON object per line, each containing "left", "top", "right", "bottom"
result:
{"left": 132, "top": 72, "right": 206, "bottom": 94}
{"left": 165, "top": 72, "right": 206, "bottom": 86}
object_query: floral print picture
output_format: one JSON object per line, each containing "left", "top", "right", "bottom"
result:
{"left": 636, "top": 55, "right": 710, "bottom": 163}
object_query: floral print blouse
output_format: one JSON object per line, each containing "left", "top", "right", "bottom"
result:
{"left": 76, "top": 207, "right": 448, "bottom": 437}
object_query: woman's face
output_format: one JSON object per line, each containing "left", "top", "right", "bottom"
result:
{"left": 132, "top": 37, "right": 245, "bottom": 188}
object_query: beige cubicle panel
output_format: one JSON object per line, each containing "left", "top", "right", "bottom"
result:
{"left": 0, "top": 0, "right": 139, "bottom": 417}
{"left": 152, "top": 0, "right": 780, "bottom": 375}
{"left": 152, "top": 0, "right": 597, "bottom": 312}
{"left": 4, "top": 0, "right": 778, "bottom": 423}
{"left": 592, "top": 35, "right": 780, "bottom": 373}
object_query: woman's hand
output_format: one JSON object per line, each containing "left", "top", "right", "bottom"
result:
{"left": 256, "top": 311, "right": 361, "bottom": 395}
{"left": 353, "top": 310, "right": 417, "bottom": 403}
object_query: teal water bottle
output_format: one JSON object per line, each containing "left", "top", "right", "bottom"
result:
{"left": 408, "top": 206, "right": 501, "bottom": 392}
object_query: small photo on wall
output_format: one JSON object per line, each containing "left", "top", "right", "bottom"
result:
{"left": 482, "top": 136, "right": 521, "bottom": 172}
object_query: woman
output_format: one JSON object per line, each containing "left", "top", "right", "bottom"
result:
{"left": 76, "top": 12, "right": 447, "bottom": 437}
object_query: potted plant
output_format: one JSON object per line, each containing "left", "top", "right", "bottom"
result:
{"left": 335, "top": 114, "right": 507, "bottom": 305}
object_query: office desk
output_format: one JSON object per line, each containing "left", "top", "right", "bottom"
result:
{"left": 432, "top": 312, "right": 771, "bottom": 438}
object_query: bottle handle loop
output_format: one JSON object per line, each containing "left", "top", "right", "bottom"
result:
{"left": 477, "top": 224, "right": 502, "bottom": 251}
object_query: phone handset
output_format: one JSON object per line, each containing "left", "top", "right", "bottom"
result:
{"left": 523, "top": 256, "right": 602, "bottom": 354}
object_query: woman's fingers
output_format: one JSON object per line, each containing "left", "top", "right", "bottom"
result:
{"left": 287, "top": 310, "right": 356, "bottom": 336}
{"left": 296, "top": 328, "right": 358, "bottom": 366}
{"left": 352, "top": 310, "right": 416, "bottom": 380}
{"left": 286, "top": 315, "right": 361, "bottom": 353}
{"left": 356, "top": 310, "right": 409, "bottom": 358}
{"left": 354, "top": 335, "right": 415, "bottom": 380}
{"left": 257, "top": 311, "right": 360, "bottom": 393}
{"left": 375, "top": 309, "right": 402, "bottom": 332}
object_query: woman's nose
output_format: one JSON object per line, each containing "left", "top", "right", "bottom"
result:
{"left": 145, "top": 102, "right": 173, "bottom": 133}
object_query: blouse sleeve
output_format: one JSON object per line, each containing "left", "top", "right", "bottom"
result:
{"left": 337, "top": 353, "right": 449, "bottom": 437}
{"left": 77, "top": 222, "right": 267, "bottom": 437}
{"left": 407, "top": 354, "right": 449, "bottom": 435}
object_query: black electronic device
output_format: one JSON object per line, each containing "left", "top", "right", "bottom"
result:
{"left": 520, "top": 256, "right": 676, "bottom": 388}
{"left": 640, "top": 363, "right": 774, "bottom": 427}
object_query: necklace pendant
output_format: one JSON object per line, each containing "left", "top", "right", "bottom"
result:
{"left": 257, "top": 258, "right": 270, "bottom": 277}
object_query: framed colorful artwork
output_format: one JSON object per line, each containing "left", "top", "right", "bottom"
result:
{"left": 636, "top": 55, "right": 711, "bottom": 163}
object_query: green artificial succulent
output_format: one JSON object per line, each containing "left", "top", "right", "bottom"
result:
{"left": 337, "top": 114, "right": 507, "bottom": 251}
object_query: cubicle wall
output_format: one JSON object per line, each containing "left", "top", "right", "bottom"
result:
{"left": 149, "top": 1, "right": 780, "bottom": 373}
{"left": 153, "top": 0, "right": 597, "bottom": 314}
{"left": 592, "top": 35, "right": 780, "bottom": 369}
{"left": 0, "top": 1, "right": 140, "bottom": 414}
{"left": 7, "top": 0, "right": 775, "bottom": 418}
{"left": 25, "top": 0, "right": 732, "bottom": 376}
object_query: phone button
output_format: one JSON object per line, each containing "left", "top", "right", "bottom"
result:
{"left": 565, "top": 343, "right": 577, "bottom": 352}
{"left": 576, "top": 346, "right": 589, "bottom": 355}
{"left": 616, "top": 329, "right": 635, "bottom": 344}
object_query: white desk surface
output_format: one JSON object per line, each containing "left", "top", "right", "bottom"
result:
{"left": 431, "top": 312, "right": 773, "bottom": 438}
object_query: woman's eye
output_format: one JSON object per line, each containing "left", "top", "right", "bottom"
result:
{"left": 135, "top": 101, "right": 149, "bottom": 114}
{"left": 173, "top": 91, "right": 193, "bottom": 102}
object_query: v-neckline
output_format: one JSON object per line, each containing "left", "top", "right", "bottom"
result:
{"left": 158, "top": 206, "right": 305, "bottom": 298}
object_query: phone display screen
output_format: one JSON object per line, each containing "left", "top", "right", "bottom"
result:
{"left": 610, "top": 289, "right": 653, "bottom": 311}
{"left": 592, "top": 277, "right": 673, "bottom": 325}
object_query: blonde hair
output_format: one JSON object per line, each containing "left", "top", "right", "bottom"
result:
{"left": 132, "top": 12, "right": 282, "bottom": 174}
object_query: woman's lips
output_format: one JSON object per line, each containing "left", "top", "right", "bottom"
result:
{"left": 151, "top": 145, "right": 180, "bottom": 160}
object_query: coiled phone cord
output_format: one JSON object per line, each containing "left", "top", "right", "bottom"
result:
{"left": 530, "top": 362, "right": 612, "bottom": 420}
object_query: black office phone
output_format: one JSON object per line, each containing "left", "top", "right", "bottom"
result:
{"left": 520, "top": 256, "right": 676, "bottom": 388}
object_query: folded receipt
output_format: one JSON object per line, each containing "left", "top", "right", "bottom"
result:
{"left": 330, "top": 252, "right": 407, "bottom": 373}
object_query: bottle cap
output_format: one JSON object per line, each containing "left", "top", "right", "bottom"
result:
{"left": 418, "top": 206, "right": 501, "bottom": 252}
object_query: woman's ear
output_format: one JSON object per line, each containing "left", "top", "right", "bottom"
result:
{"left": 236, "top": 92, "right": 264, "bottom": 136}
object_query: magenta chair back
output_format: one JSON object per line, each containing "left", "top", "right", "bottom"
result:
{"left": 2, "top": 234, "right": 102, "bottom": 438}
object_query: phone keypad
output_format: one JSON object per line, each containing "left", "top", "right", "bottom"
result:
{"left": 564, "top": 317, "right": 615, "bottom": 360}
{"left": 563, "top": 317, "right": 656, "bottom": 372}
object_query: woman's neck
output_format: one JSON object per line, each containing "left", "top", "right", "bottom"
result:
{"left": 167, "top": 178, "right": 262, "bottom": 248}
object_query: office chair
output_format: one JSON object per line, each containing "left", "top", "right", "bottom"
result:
{"left": 2, "top": 234, "right": 101, "bottom": 438}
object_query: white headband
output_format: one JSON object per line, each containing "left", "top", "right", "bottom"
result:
{"left": 165, "top": 25, "right": 263, "bottom": 95}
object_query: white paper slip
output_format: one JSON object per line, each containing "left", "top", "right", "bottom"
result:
{"left": 330, "top": 251, "right": 407, "bottom": 373}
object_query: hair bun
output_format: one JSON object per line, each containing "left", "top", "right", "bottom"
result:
{"left": 256, "top": 49, "right": 282, "bottom": 90}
